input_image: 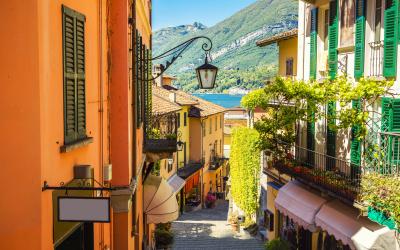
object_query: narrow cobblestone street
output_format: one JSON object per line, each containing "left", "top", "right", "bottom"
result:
{"left": 171, "top": 202, "right": 265, "bottom": 250}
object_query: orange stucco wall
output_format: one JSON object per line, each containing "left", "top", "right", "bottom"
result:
{"left": 1, "top": 0, "right": 154, "bottom": 249}
{"left": 1, "top": 0, "right": 111, "bottom": 249}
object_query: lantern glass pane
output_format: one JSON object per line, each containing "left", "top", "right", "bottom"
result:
{"left": 198, "top": 68, "right": 217, "bottom": 89}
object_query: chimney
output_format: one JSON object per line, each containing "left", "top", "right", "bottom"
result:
{"left": 169, "top": 92, "right": 176, "bottom": 103}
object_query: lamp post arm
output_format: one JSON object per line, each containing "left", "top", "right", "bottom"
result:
{"left": 141, "top": 36, "right": 213, "bottom": 81}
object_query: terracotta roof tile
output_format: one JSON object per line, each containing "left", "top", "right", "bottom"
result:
{"left": 152, "top": 85, "right": 225, "bottom": 117}
{"left": 152, "top": 93, "right": 182, "bottom": 114}
{"left": 153, "top": 85, "right": 198, "bottom": 105}
{"left": 256, "top": 29, "right": 298, "bottom": 47}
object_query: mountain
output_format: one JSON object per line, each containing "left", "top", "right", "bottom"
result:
{"left": 152, "top": 0, "right": 298, "bottom": 93}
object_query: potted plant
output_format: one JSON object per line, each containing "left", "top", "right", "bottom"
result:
{"left": 228, "top": 213, "right": 240, "bottom": 233}
{"left": 155, "top": 228, "right": 174, "bottom": 250}
{"left": 205, "top": 192, "right": 216, "bottom": 208}
{"left": 265, "top": 238, "right": 290, "bottom": 250}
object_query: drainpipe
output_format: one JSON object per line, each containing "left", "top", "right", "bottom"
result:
{"left": 98, "top": 0, "right": 105, "bottom": 248}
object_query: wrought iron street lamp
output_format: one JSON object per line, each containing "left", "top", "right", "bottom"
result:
{"left": 176, "top": 140, "right": 184, "bottom": 151}
{"left": 196, "top": 56, "right": 218, "bottom": 89}
{"left": 145, "top": 36, "right": 218, "bottom": 89}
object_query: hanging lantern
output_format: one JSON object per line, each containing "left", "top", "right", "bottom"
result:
{"left": 196, "top": 57, "right": 218, "bottom": 89}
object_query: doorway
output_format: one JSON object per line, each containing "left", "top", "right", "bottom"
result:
{"left": 55, "top": 223, "right": 93, "bottom": 250}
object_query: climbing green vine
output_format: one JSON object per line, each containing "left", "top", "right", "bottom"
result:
{"left": 242, "top": 76, "right": 399, "bottom": 228}
{"left": 241, "top": 76, "right": 394, "bottom": 152}
{"left": 230, "top": 127, "right": 261, "bottom": 217}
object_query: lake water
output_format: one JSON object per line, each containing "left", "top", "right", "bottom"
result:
{"left": 193, "top": 94, "right": 244, "bottom": 108}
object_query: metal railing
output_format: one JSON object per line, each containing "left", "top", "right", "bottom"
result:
{"left": 364, "top": 131, "right": 400, "bottom": 175}
{"left": 270, "top": 142, "right": 360, "bottom": 202}
{"left": 144, "top": 112, "right": 178, "bottom": 153}
{"left": 368, "top": 41, "right": 384, "bottom": 77}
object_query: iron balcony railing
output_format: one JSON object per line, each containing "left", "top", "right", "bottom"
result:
{"left": 368, "top": 40, "right": 384, "bottom": 77}
{"left": 144, "top": 112, "right": 178, "bottom": 153}
{"left": 268, "top": 142, "right": 360, "bottom": 203}
{"left": 364, "top": 131, "right": 400, "bottom": 175}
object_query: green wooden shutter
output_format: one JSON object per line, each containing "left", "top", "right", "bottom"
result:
{"left": 328, "top": 0, "right": 339, "bottom": 79}
{"left": 141, "top": 44, "right": 146, "bottom": 123}
{"left": 383, "top": 0, "right": 398, "bottom": 78}
{"left": 76, "top": 14, "right": 86, "bottom": 140}
{"left": 326, "top": 101, "right": 336, "bottom": 170}
{"left": 380, "top": 98, "right": 400, "bottom": 168}
{"left": 310, "top": 8, "right": 318, "bottom": 80}
{"left": 350, "top": 100, "right": 362, "bottom": 165}
{"left": 307, "top": 111, "right": 315, "bottom": 167}
{"left": 136, "top": 32, "right": 142, "bottom": 126}
{"left": 62, "top": 6, "right": 86, "bottom": 144}
{"left": 354, "top": 0, "right": 366, "bottom": 79}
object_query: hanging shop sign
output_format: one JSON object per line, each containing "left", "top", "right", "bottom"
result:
{"left": 58, "top": 197, "right": 111, "bottom": 223}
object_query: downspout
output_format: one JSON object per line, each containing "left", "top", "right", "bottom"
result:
{"left": 98, "top": 0, "right": 105, "bottom": 247}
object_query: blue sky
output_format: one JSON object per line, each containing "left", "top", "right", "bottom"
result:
{"left": 152, "top": 0, "right": 257, "bottom": 31}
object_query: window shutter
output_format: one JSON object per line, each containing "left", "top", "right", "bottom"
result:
{"left": 383, "top": 0, "right": 398, "bottom": 78}
{"left": 136, "top": 32, "right": 142, "bottom": 126}
{"left": 307, "top": 111, "right": 315, "bottom": 167}
{"left": 354, "top": 0, "right": 366, "bottom": 79}
{"left": 141, "top": 44, "right": 146, "bottom": 123}
{"left": 381, "top": 98, "right": 400, "bottom": 167}
{"left": 328, "top": 0, "right": 339, "bottom": 79}
{"left": 62, "top": 6, "right": 86, "bottom": 144}
{"left": 326, "top": 101, "right": 336, "bottom": 169}
{"left": 310, "top": 8, "right": 318, "bottom": 80}
{"left": 350, "top": 100, "right": 362, "bottom": 165}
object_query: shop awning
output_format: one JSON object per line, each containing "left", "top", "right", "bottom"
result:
{"left": 144, "top": 175, "right": 179, "bottom": 224}
{"left": 167, "top": 174, "right": 186, "bottom": 194}
{"left": 315, "top": 200, "right": 399, "bottom": 250}
{"left": 275, "top": 181, "right": 327, "bottom": 232}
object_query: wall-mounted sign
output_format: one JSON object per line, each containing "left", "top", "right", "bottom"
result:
{"left": 58, "top": 197, "right": 110, "bottom": 223}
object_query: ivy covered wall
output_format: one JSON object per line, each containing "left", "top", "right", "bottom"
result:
{"left": 230, "top": 127, "right": 261, "bottom": 217}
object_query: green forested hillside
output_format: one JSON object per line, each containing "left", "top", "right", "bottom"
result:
{"left": 153, "top": 0, "right": 298, "bottom": 93}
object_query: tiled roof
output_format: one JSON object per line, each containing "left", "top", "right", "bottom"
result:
{"left": 152, "top": 85, "right": 198, "bottom": 105}
{"left": 153, "top": 85, "right": 225, "bottom": 117}
{"left": 152, "top": 93, "right": 182, "bottom": 114}
{"left": 187, "top": 94, "right": 226, "bottom": 118}
{"left": 256, "top": 29, "right": 298, "bottom": 47}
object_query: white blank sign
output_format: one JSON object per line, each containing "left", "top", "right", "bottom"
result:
{"left": 58, "top": 197, "right": 110, "bottom": 223}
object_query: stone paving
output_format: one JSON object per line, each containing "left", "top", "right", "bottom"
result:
{"left": 171, "top": 201, "right": 265, "bottom": 250}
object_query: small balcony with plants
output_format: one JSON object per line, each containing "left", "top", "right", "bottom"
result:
{"left": 242, "top": 76, "right": 400, "bottom": 228}
{"left": 144, "top": 112, "right": 178, "bottom": 157}
{"left": 265, "top": 141, "right": 360, "bottom": 203}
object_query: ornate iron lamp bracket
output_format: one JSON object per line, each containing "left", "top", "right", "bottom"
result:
{"left": 144, "top": 36, "right": 213, "bottom": 81}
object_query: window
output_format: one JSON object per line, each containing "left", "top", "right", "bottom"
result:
{"left": 339, "top": 0, "right": 355, "bottom": 47}
{"left": 220, "top": 139, "right": 222, "bottom": 154}
{"left": 285, "top": 58, "right": 294, "bottom": 76}
{"left": 374, "top": 0, "right": 383, "bottom": 42}
{"left": 167, "top": 158, "right": 173, "bottom": 172}
{"left": 220, "top": 115, "right": 223, "bottom": 129}
{"left": 62, "top": 6, "right": 87, "bottom": 145}
{"left": 203, "top": 121, "right": 206, "bottom": 137}
{"left": 209, "top": 118, "right": 212, "bottom": 134}
{"left": 184, "top": 112, "right": 187, "bottom": 126}
{"left": 177, "top": 113, "right": 181, "bottom": 127}
{"left": 215, "top": 116, "right": 218, "bottom": 131}
{"left": 324, "top": 9, "right": 329, "bottom": 50}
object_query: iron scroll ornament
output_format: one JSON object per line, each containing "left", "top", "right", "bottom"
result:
{"left": 142, "top": 36, "right": 214, "bottom": 81}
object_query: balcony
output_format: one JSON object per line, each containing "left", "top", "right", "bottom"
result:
{"left": 265, "top": 142, "right": 360, "bottom": 203}
{"left": 368, "top": 41, "right": 384, "bottom": 78}
{"left": 144, "top": 112, "right": 178, "bottom": 157}
{"left": 208, "top": 156, "right": 226, "bottom": 171}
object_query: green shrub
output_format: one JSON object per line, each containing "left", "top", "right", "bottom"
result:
{"left": 155, "top": 229, "right": 174, "bottom": 248}
{"left": 265, "top": 238, "right": 290, "bottom": 250}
